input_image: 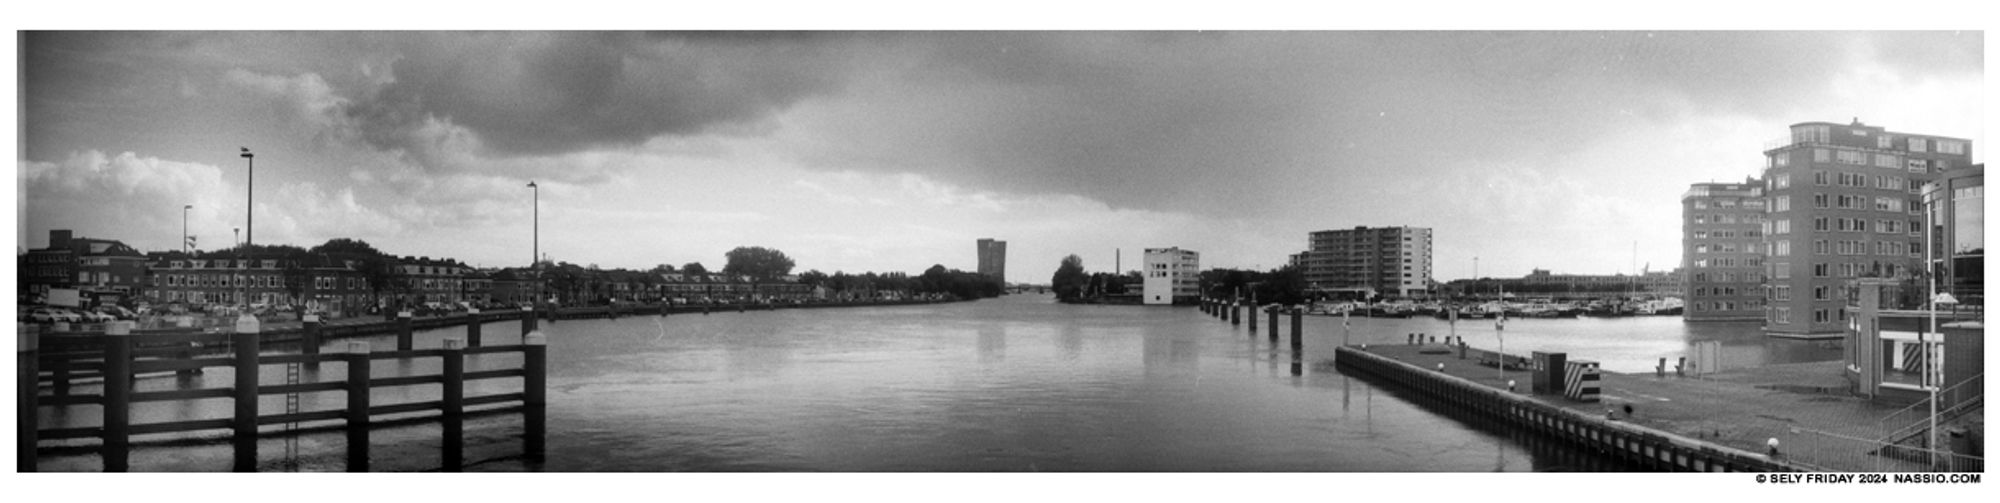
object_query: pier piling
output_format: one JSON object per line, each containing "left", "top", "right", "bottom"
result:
{"left": 524, "top": 331, "right": 548, "bottom": 460}
{"left": 303, "top": 314, "right": 323, "bottom": 369}
{"left": 1267, "top": 307, "right": 1277, "bottom": 342}
{"left": 233, "top": 319, "right": 261, "bottom": 472}
{"left": 18, "top": 325, "right": 38, "bottom": 472}
{"left": 1290, "top": 307, "right": 1302, "bottom": 352}
{"left": 465, "top": 310, "right": 482, "bottom": 348}
{"left": 396, "top": 311, "right": 414, "bottom": 351}
{"left": 441, "top": 336, "right": 466, "bottom": 471}
{"left": 1230, "top": 304, "right": 1240, "bottom": 325}
{"left": 521, "top": 306, "right": 537, "bottom": 338}
{"left": 345, "top": 341, "right": 370, "bottom": 472}
{"left": 102, "top": 322, "right": 132, "bottom": 472}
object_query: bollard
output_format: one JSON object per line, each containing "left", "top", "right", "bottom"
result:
{"left": 441, "top": 336, "right": 465, "bottom": 471}
{"left": 396, "top": 311, "right": 413, "bottom": 351}
{"left": 1290, "top": 307, "right": 1303, "bottom": 352}
{"left": 1656, "top": 357, "right": 1666, "bottom": 378}
{"left": 1230, "top": 304, "right": 1240, "bottom": 325}
{"left": 521, "top": 306, "right": 538, "bottom": 338}
{"left": 1407, "top": 333, "right": 1414, "bottom": 345}
{"left": 19, "top": 324, "right": 40, "bottom": 472}
{"left": 303, "top": 314, "right": 323, "bottom": 370}
{"left": 465, "top": 309, "right": 482, "bottom": 348}
{"left": 703, "top": 305, "right": 710, "bottom": 315}
{"left": 1676, "top": 357, "right": 1686, "bottom": 377}
{"left": 523, "top": 331, "right": 548, "bottom": 460}
{"left": 103, "top": 321, "right": 133, "bottom": 472}
{"left": 660, "top": 302, "right": 670, "bottom": 317}
{"left": 344, "top": 341, "right": 371, "bottom": 472}
{"left": 233, "top": 315, "right": 261, "bottom": 472}
{"left": 1267, "top": 308, "right": 1278, "bottom": 342}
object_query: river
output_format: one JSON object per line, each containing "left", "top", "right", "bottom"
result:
{"left": 34, "top": 292, "right": 1840, "bottom": 472}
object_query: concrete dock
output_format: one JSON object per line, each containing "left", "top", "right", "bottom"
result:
{"left": 1343, "top": 343, "right": 1957, "bottom": 472}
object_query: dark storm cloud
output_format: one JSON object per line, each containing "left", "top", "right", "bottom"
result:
{"left": 345, "top": 32, "right": 864, "bottom": 161}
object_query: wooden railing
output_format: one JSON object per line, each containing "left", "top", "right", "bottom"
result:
{"left": 19, "top": 321, "right": 546, "bottom": 472}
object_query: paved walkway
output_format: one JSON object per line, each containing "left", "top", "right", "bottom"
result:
{"left": 1354, "top": 343, "right": 1945, "bottom": 471}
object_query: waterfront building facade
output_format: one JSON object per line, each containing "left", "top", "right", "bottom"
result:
{"left": 1761, "top": 120, "right": 1972, "bottom": 336}
{"left": 1923, "top": 163, "right": 1983, "bottom": 306}
{"left": 1141, "top": 247, "right": 1199, "bottom": 305}
{"left": 19, "top": 229, "right": 150, "bottom": 306}
{"left": 977, "top": 238, "right": 1007, "bottom": 283}
{"left": 395, "top": 256, "right": 470, "bottom": 306}
{"left": 1683, "top": 179, "right": 1769, "bottom": 321}
{"left": 1294, "top": 226, "right": 1433, "bottom": 299}
{"left": 1518, "top": 268, "right": 1685, "bottom": 298}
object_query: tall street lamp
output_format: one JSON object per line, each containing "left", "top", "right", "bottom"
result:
{"left": 182, "top": 205, "right": 192, "bottom": 254}
{"left": 528, "top": 181, "right": 540, "bottom": 309}
{"left": 240, "top": 148, "right": 254, "bottom": 248}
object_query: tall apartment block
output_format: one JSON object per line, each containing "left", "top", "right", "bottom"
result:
{"left": 1142, "top": 247, "right": 1200, "bottom": 305}
{"left": 1682, "top": 178, "right": 1769, "bottom": 321}
{"left": 1761, "top": 120, "right": 1972, "bottom": 336}
{"left": 1292, "top": 226, "right": 1433, "bottom": 299}
{"left": 976, "top": 238, "right": 1007, "bottom": 283}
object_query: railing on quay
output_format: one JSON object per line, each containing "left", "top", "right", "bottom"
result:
{"left": 19, "top": 320, "right": 547, "bottom": 472}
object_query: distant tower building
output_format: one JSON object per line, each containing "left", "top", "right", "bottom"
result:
{"left": 1295, "top": 226, "right": 1433, "bottom": 299}
{"left": 976, "top": 238, "right": 1007, "bottom": 283}
{"left": 1760, "top": 120, "right": 1971, "bottom": 336}
{"left": 1682, "top": 178, "right": 1769, "bottom": 321}
{"left": 1142, "top": 247, "right": 1200, "bottom": 305}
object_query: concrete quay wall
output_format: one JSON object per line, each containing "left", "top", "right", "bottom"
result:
{"left": 1334, "top": 345, "right": 1803, "bottom": 472}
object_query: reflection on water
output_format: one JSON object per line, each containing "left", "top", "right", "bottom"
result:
{"left": 41, "top": 294, "right": 1817, "bottom": 471}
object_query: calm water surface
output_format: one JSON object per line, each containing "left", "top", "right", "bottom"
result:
{"left": 38, "top": 293, "right": 1838, "bottom": 472}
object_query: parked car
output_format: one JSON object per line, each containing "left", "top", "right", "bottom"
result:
{"left": 28, "top": 307, "right": 81, "bottom": 324}
{"left": 78, "top": 309, "right": 116, "bottom": 323}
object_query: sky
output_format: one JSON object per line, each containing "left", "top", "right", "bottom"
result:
{"left": 13, "top": 29, "right": 1986, "bottom": 284}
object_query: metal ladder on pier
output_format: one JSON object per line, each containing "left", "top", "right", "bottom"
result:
{"left": 282, "top": 359, "right": 301, "bottom": 471}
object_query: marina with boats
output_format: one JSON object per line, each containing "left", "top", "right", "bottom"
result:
{"left": 1303, "top": 297, "right": 1686, "bottom": 320}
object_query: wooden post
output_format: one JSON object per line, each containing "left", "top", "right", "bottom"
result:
{"left": 52, "top": 348, "right": 71, "bottom": 401}
{"left": 523, "top": 331, "right": 547, "bottom": 460}
{"left": 103, "top": 321, "right": 132, "bottom": 472}
{"left": 1248, "top": 303, "right": 1258, "bottom": 331}
{"left": 396, "top": 311, "right": 413, "bottom": 351}
{"left": 1267, "top": 307, "right": 1278, "bottom": 342}
{"left": 19, "top": 324, "right": 40, "bottom": 472}
{"left": 520, "top": 306, "right": 537, "bottom": 339}
{"left": 441, "top": 336, "right": 465, "bottom": 471}
{"left": 464, "top": 309, "right": 482, "bottom": 348}
{"left": 1230, "top": 304, "right": 1239, "bottom": 325}
{"left": 1291, "top": 307, "right": 1303, "bottom": 352}
{"left": 302, "top": 314, "right": 322, "bottom": 370}
{"left": 233, "top": 316, "right": 261, "bottom": 472}
{"left": 344, "top": 340, "right": 370, "bottom": 472}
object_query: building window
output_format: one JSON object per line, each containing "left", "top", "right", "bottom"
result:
{"left": 1909, "top": 138, "right": 1928, "bottom": 152}
{"left": 1774, "top": 263, "right": 1790, "bottom": 279}
{"left": 1774, "top": 219, "right": 1791, "bottom": 234}
{"left": 1813, "top": 148, "right": 1830, "bottom": 163}
{"left": 1813, "top": 263, "right": 1828, "bottom": 277}
{"left": 1936, "top": 140, "right": 1965, "bottom": 155}
{"left": 1878, "top": 135, "right": 1893, "bottom": 149}
{"left": 1774, "top": 240, "right": 1790, "bottom": 257}
{"left": 1874, "top": 154, "right": 1899, "bottom": 169}
{"left": 1813, "top": 193, "right": 1828, "bottom": 209}
{"left": 1774, "top": 174, "right": 1790, "bottom": 189}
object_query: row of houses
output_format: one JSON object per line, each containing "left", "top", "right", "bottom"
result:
{"left": 19, "top": 230, "right": 823, "bottom": 318}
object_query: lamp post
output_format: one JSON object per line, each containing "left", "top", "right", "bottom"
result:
{"left": 528, "top": 181, "right": 540, "bottom": 310}
{"left": 240, "top": 148, "right": 254, "bottom": 248}
{"left": 182, "top": 205, "right": 192, "bottom": 254}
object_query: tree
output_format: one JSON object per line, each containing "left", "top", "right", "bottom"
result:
{"left": 722, "top": 246, "right": 796, "bottom": 281}
{"left": 798, "top": 269, "right": 829, "bottom": 287}
{"left": 310, "top": 238, "right": 383, "bottom": 257}
{"left": 1051, "top": 254, "right": 1088, "bottom": 301}
{"left": 683, "top": 262, "right": 709, "bottom": 276}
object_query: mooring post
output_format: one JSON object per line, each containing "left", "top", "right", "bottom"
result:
{"left": 1290, "top": 307, "right": 1303, "bottom": 352}
{"left": 19, "top": 324, "right": 40, "bottom": 472}
{"left": 302, "top": 314, "right": 323, "bottom": 370}
{"left": 344, "top": 340, "right": 370, "bottom": 472}
{"left": 521, "top": 306, "right": 537, "bottom": 338}
{"left": 1249, "top": 303, "right": 1258, "bottom": 331}
{"left": 465, "top": 309, "right": 482, "bottom": 348}
{"left": 396, "top": 311, "right": 413, "bottom": 352}
{"left": 233, "top": 315, "right": 262, "bottom": 472}
{"left": 1267, "top": 307, "right": 1278, "bottom": 342}
{"left": 103, "top": 321, "right": 133, "bottom": 472}
{"left": 441, "top": 336, "right": 466, "bottom": 471}
{"left": 1230, "top": 304, "right": 1240, "bottom": 325}
{"left": 523, "top": 331, "right": 548, "bottom": 460}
